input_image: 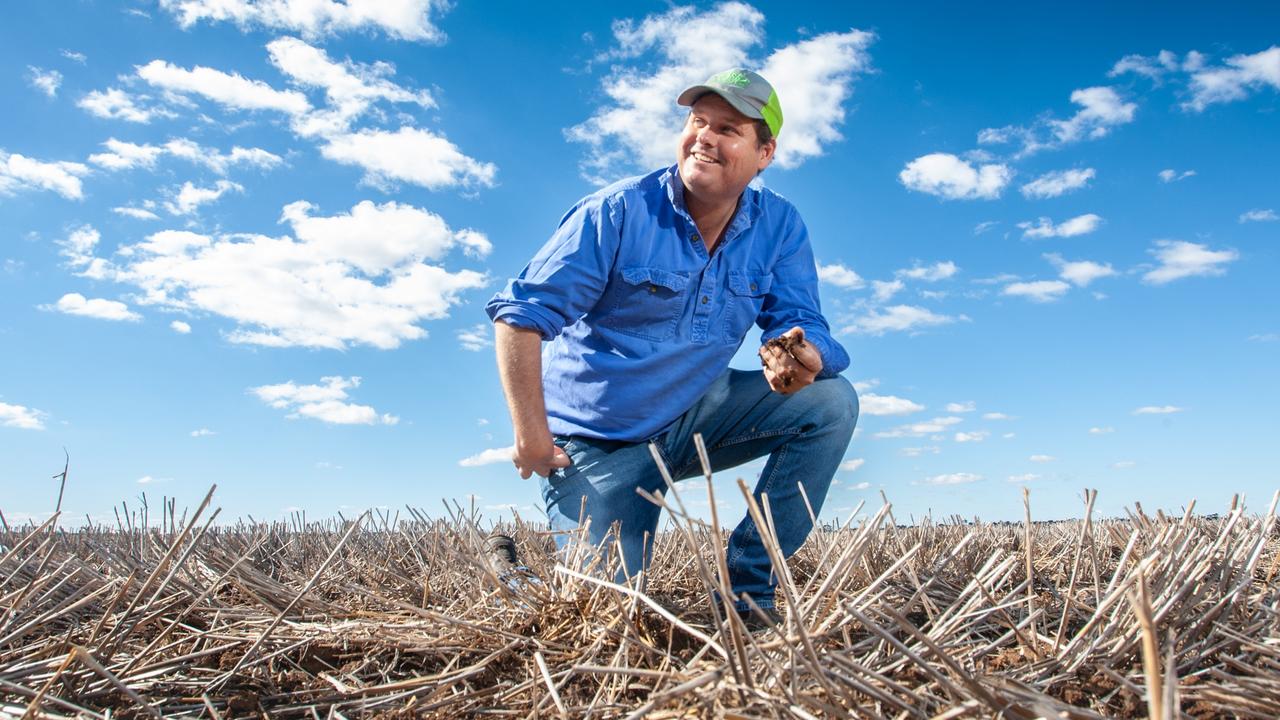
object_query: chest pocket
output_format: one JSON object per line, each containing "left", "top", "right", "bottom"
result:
{"left": 723, "top": 271, "right": 773, "bottom": 342}
{"left": 599, "top": 266, "right": 690, "bottom": 342}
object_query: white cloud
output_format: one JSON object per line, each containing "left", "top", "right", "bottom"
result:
{"left": 1008, "top": 473, "right": 1041, "bottom": 483}
{"left": 923, "top": 472, "right": 980, "bottom": 486}
{"left": 838, "top": 458, "right": 864, "bottom": 472}
{"left": 1089, "top": 426, "right": 1114, "bottom": 434}
{"left": 61, "top": 49, "right": 87, "bottom": 64}
{"left": 0, "top": 150, "right": 90, "bottom": 200}
{"left": 165, "top": 180, "right": 243, "bottom": 215}
{"left": 1239, "top": 208, "right": 1277, "bottom": 223}
{"left": 1184, "top": 46, "right": 1280, "bottom": 112}
{"left": 164, "top": 139, "right": 284, "bottom": 174}
{"left": 321, "top": 127, "right": 497, "bottom": 191}
{"left": 1002, "top": 280, "right": 1071, "bottom": 303}
{"left": 42, "top": 293, "right": 142, "bottom": 322}
{"left": 982, "top": 412, "right": 1011, "bottom": 420}
{"left": 871, "top": 279, "right": 903, "bottom": 302}
{"left": 459, "top": 446, "right": 515, "bottom": 467}
{"left": 954, "top": 431, "right": 988, "bottom": 443}
{"left": 250, "top": 376, "right": 398, "bottom": 425}
{"left": 267, "top": 36, "right": 434, "bottom": 138}
{"left": 1142, "top": 240, "right": 1238, "bottom": 284}
{"left": 1249, "top": 333, "right": 1279, "bottom": 342}
{"left": 1109, "top": 50, "right": 1179, "bottom": 80}
{"left": 457, "top": 323, "right": 493, "bottom": 352}
{"left": 860, "top": 393, "right": 924, "bottom": 416}
{"left": 843, "top": 305, "right": 962, "bottom": 335}
{"left": 1018, "top": 213, "right": 1103, "bottom": 239}
{"left": 566, "top": 3, "right": 873, "bottom": 180}
{"left": 945, "top": 401, "right": 975, "bottom": 413}
{"left": 57, "top": 225, "right": 101, "bottom": 269}
{"left": 158, "top": 0, "right": 448, "bottom": 42}
{"left": 190, "top": 427, "right": 215, "bottom": 437}
{"left": 980, "top": 86, "right": 1136, "bottom": 156}
{"left": 1029, "top": 454, "right": 1055, "bottom": 463}
{"left": 113, "top": 206, "right": 161, "bottom": 221}
{"left": 1044, "top": 253, "right": 1116, "bottom": 287}
{"left": 27, "top": 67, "right": 62, "bottom": 98}
{"left": 897, "top": 261, "right": 957, "bottom": 282}
{"left": 1113, "top": 460, "right": 1137, "bottom": 469}
{"left": 817, "top": 263, "right": 864, "bottom": 289}
{"left": 88, "top": 139, "right": 165, "bottom": 171}
{"left": 1020, "top": 168, "right": 1095, "bottom": 199}
{"left": 85, "top": 200, "right": 488, "bottom": 349}
{"left": 137, "top": 59, "right": 311, "bottom": 115}
{"left": 0, "top": 402, "right": 47, "bottom": 430}
{"left": 852, "top": 481, "right": 871, "bottom": 490}
{"left": 171, "top": 320, "right": 192, "bottom": 333}
{"left": 1133, "top": 405, "right": 1183, "bottom": 415}
{"left": 973, "top": 220, "right": 1000, "bottom": 235}
{"left": 137, "top": 475, "right": 170, "bottom": 485}
{"left": 1158, "top": 169, "right": 1195, "bottom": 183}
{"left": 78, "top": 88, "right": 166, "bottom": 123}
{"left": 874, "top": 416, "right": 963, "bottom": 439}
{"left": 899, "top": 153, "right": 1011, "bottom": 200}
{"left": 901, "top": 446, "right": 940, "bottom": 457}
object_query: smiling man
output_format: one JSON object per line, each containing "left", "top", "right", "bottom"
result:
{"left": 486, "top": 69, "right": 858, "bottom": 625}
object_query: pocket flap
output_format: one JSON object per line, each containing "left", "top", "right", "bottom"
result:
{"left": 728, "top": 271, "right": 772, "bottom": 296}
{"left": 621, "top": 266, "right": 689, "bottom": 292}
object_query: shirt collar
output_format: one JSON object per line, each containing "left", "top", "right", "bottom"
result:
{"left": 662, "top": 165, "right": 760, "bottom": 242}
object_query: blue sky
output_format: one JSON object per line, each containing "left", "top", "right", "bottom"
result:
{"left": 2, "top": 1, "right": 1277, "bottom": 527}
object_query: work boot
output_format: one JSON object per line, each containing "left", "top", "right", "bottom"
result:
{"left": 484, "top": 533, "right": 544, "bottom": 592}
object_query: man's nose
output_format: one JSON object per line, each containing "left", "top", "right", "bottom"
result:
{"left": 695, "top": 124, "right": 716, "bottom": 145}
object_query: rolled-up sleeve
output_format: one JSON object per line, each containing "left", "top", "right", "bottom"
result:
{"left": 486, "top": 196, "right": 620, "bottom": 340}
{"left": 757, "top": 210, "right": 850, "bottom": 377}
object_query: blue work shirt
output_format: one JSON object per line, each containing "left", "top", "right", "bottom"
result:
{"left": 486, "top": 165, "right": 850, "bottom": 442}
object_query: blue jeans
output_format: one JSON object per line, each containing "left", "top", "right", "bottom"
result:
{"left": 539, "top": 368, "right": 859, "bottom": 611}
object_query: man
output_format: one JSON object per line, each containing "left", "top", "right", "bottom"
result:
{"left": 485, "top": 69, "right": 858, "bottom": 622}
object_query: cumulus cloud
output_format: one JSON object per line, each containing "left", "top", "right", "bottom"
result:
{"left": 871, "top": 279, "right": 903, "bottom": 302}
{"left": 0, "top": 402, "right": 47, "bottom": 430}
{"left": 1020, "top": 168, "right": 1095, "bottom": 199}
{"left": 78, "top": 88, "right": 170, "bottom": 123}
{"left": 945, "top": 401, "right": 975, "bottom": 413}
{"left": 138, "top": 59, "right": 310, "bottom": 115}
{"left": 1002, "top": 280, "right": 1071, "bottom": 303}
{"left": 163, "top": 139, "right": 283, "bottom": 174}
{"left": 57, "top": 225, "right": 101, "bottom": 269}
{"left": 158, "top": 0, "right": 448, "bottom": 42}
{"left": 874, "top": 416, "right": 963, "bottom": 439}
{"left": 0, "top": 150, "right": 90, "bottom": 200}
{"left": 979, "top": 86, "right": 1136, "bottom": 157}
{"left": 1029, "top": 454, "right": 1055, "bottom": 463}
{"left": 1184, "top": 46, "right": 1280, "bottom": 112}
{"left": 321, "top": 127, "right": 497, "bottom": 191}
{"left": 190, "top": 427, "right": 215, "bottom": 436}
{"left": 897, "top": 261, "right": 957, "bottom": 282}
{"left": 1018, "top": 213, "right": 1103, "bottom": 239}
{"left": 860, "top": 393, "right": 924, "bottom": 416}
{"left": 983, "top": 412, "right": 1011, "bottom": 420}
{"left": 171, "top": 320, "right": 192, "bottom": 333}
{"left": 250, "top": 376, "right": 398, "bottom": 425}
{"left": 1158, "top": 169, "right": 1195, "bottom": 183}
{"left": 899, "top": 153, "right": 1011, "bottom": 200}
{"left": 1109, "top": 49, "right": 1181, "bottom": 80}
{"left": 566, "top": 3, "right": 874, "bottom": 181}
{"left": 1133, "top": 405, "right": 1183, "bottom": 415}
{"left": 1045, "top": 253, "right": 1116, "bottom": 287}
{"left": 80, "top": 200, "right": 488, "bottom": 349}
{"left": 27, "top": 67, "right": 62, "bottom": 98}
{"left": 1089, "top": 426, "right": 1114, "bottom": 434}
{"left": 954, "top": 431, "right": 989, "bottom": 443}
{"left": 1142, "top": 240, "right": 1238, "bottom": 284}
{"left": 817, "top": 263, "right": 864, "bottom": 289}
{"left": 457, "top": 323, "right": 493, "bottom": 352}
{"left": 843, "top": 305, "right": 963, "bottom": 335}
{"left": 459, "top": 446, "right": 515, "bottom": 467}
{"left": 923, "top": 472, "right": 981, "bottom": 486}
{"left": 165, "top": 180, "right": 243, "bottom": 215}
{"left": 838, "top": 458, "right": 865, "bottom": 472}
{"left": 113, "top": 206, "right": 161, "bottom": 221}
{"left": 1239, "top": 208, "right": 1277, "bottom": 223}
{"left": 1008, "top": 473, "right": 1041, "bottom": 483}
{"left": 41, "top": 293, "right": 142, "bottom": 321}
{"left": 88, "top": 139, "right": 165, "bottom": 171}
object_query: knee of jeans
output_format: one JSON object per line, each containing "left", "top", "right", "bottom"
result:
{"left": 808, "top": 376, "right": 859, "bottom": 435}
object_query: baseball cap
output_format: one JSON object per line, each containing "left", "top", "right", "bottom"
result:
{"left": 677, "top": 68, "right": 783, "bottom": 138}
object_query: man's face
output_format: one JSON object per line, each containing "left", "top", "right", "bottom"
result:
{"left": 677, "top": 93, "right": 775, "bottom": 206}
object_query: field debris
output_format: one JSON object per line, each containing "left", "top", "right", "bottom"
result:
{"left": 2, "top": 472, "right": 1278, "bottom": 718}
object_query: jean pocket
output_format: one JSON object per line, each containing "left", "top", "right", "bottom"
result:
{"left": 600, "top": 266, "right": 690, "bottom": 342}
{"left": 723, "top": 270, "right": 772, "bottom": 342}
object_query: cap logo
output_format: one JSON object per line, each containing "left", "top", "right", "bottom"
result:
{"left": 711, "top": 69, "right": 751, "bottom": 88}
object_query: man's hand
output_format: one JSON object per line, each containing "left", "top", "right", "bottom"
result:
{"left": 512, "top": 435, "right": 572, "bottom": 479}
{"left": 759, "top": 327, "right": 823, "bottom": 395}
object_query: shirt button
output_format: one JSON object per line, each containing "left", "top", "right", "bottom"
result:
{"left": 750, "top": 283, "right": 757, "bottom": 291}
{"left": 648, "top": 286, "right": 657, "bottom": 293}
{"left": 701, "top": 296, "right": 709, "bottom": 304}
{"left": 691, "top": 235, "right": 700, "bottom": 243}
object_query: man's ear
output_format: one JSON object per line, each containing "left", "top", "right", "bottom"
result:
{"left": 757, "top": 139, "right": 777, "bottom": 171}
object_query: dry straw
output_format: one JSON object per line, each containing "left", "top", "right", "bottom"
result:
{"left": 1, "top": 448, "right": 1277, "bottom": 718}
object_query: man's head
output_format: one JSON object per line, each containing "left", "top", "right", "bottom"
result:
{"left": 675, "top": 69, "right": 782, "bottom": 205}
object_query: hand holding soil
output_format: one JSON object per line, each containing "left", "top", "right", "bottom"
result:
{"left": 758, "top": 326, "right": 823, "bottom": 394}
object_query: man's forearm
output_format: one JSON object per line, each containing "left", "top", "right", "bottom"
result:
{"left": 494, "top": 321, "right": 552, "bottom": 448}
